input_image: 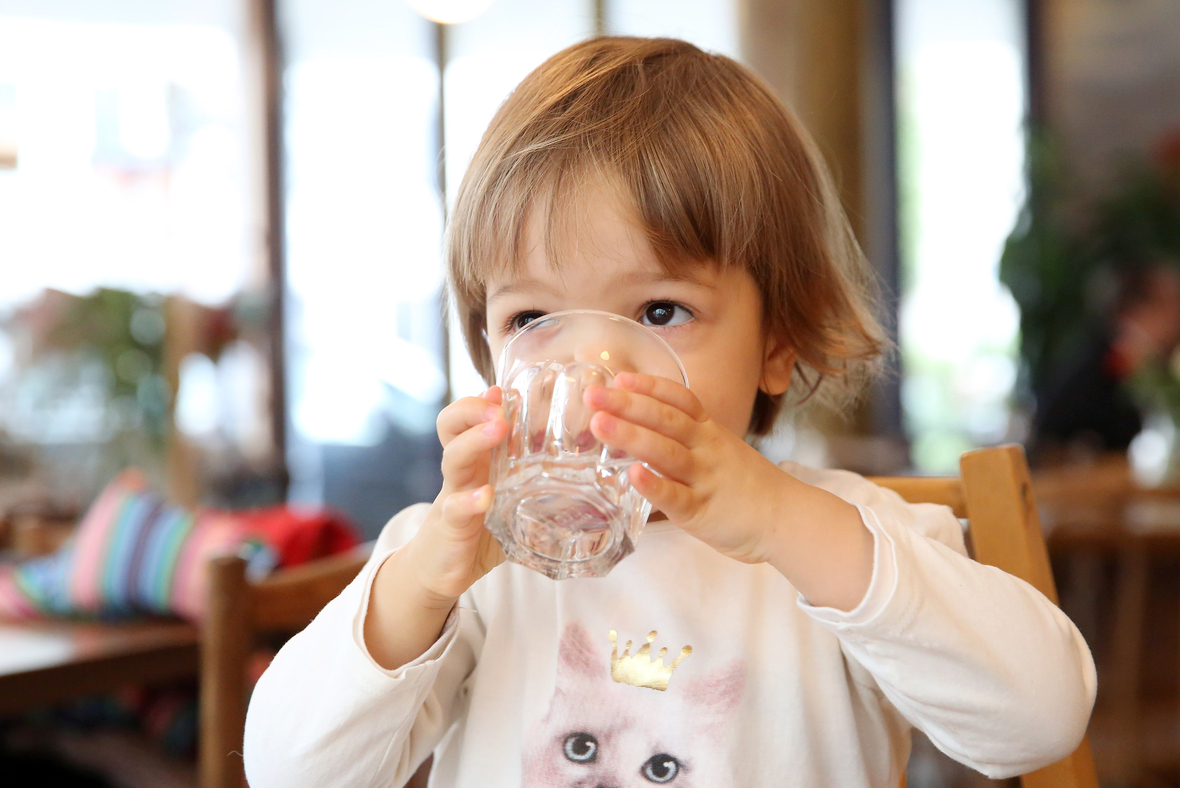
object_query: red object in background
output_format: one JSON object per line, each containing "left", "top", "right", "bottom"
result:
{"left": 1156, "top": 127, "right": 1180, "bottom": 180}
{"left": 236, "top": 506, "right": 361, "bottom": 568}
{"left": 1104, "top": 344, "right": 1136, "bottom": 381}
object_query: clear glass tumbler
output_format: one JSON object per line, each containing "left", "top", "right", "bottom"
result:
{"left": 485, "top": 309, "right": 689, "bottom": 580}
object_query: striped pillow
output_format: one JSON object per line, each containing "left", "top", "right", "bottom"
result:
{"left": 0, "top": 470, "right": 273, "bottom": 622}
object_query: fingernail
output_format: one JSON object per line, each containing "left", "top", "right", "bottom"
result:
{"left": 483, "top": 419, "right": 502, "bottom": 435}
{"left": 472, "top": 486, "right": 493, "bottom": 511}
{"left": 616, "top": 372, "right": 635, "bottom": 388}
{"left": 585, "top": 386, "right": 607, "bottom": 406}
{"left": 596, "top": 413, "right": 615, "bottom": 433}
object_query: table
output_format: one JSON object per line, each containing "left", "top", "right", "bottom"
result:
{"left": 1034, "top": 457, "right": 1180, "bottom": 784}
{"left": 0, "top": 619, "right": 199, "bottom": 717}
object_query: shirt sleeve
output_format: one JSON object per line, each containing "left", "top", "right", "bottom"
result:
{"left": 243, "top": 504, "right": 484, "bottom": 788}
{"left": 790, "top": 468, "right": 1097, "bottom": 779}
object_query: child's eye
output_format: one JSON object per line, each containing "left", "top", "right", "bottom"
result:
{"left": 505, "top": 310, "right": 546, "bottom": 334}
{"left": 639, "top": 302, "right": 693, "bottom": 328}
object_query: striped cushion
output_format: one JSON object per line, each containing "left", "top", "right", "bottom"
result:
{"left": 0, "top": 470, "right": 273, "bottom": 622}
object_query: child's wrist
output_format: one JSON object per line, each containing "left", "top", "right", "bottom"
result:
{"left": 394, "top": 539, "right": 463, "bottom": 613}
{"left": 364, "top": 548, "right": 457, "bottom": 671}
{"left": 761, "top": 477, "right": 875, "bottom": 611}
{"left": 758, "top": 473, "right": 804, "bottom": 566}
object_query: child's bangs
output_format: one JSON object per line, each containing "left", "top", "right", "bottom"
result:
{"left": 460, "top": 151, "right": 721, "bottom": 291}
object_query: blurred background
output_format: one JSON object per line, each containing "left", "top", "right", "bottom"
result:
{"left": 1, "top": 0, "right": 1179, "bottom": 786}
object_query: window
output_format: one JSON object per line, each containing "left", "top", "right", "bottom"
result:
{"left": 0, "top": 0, "right": 263, "bottom": 503}
{"left": 896, "top": 0, "right": 1028, "bottom": 471}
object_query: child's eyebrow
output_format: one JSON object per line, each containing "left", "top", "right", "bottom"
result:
{"left": 487, "top": 271, "right": 716, "bottom": 303}
{"left": 487, "top": 280, "right": 558, "bottom": 303}
{"left": 615, "top": 270, "right": 718, "bottom": 290}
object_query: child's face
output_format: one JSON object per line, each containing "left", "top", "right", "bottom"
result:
{"left": 484, "top": 178, "right": 790, "bottom": 438}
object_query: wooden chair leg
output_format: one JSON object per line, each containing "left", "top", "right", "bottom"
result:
{"left": 1105, "top": 543, "right": 1148, "bottom": 785}
{"left": 407, "top": 755, "right": 433, "bottom": 788}
{"left": 201, "top": 556, "right": 252, "bottom": 788}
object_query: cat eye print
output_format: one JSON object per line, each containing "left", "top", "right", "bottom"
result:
{"left": 641, "top": 754, "right": 681, "bottom": 783}
{"left": 562, "top": 732, "right": 598, "bottom": 763}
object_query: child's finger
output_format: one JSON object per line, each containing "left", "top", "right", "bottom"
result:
{"left": 614, "top": 373, "right": 707, "bottom": 423}
{"left": 629, "top": 463, "right": 696, "bottom": 523}
{"left": 590, "top": 411, "right": 694, "bottom": 483}
{"left": 437, "top": 391, "right": 504, "bottom": 447}
{"left": 440, "top": 485, "right": 494, "bottom": 537}
{"left": 583, "top": 384, "right": 698, "bottom": 447}
{"left": 441, "top": 417, "right": 509, "bottom": 488}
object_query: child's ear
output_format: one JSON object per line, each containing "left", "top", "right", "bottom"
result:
{"left": 759, "top": 334, "right": 795, "bottom": 396}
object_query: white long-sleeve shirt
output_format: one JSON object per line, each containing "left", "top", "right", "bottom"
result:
{"left": 243, "top": 461, "right": 1096, "bottom": 788}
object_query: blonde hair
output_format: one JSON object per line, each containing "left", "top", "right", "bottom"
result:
{"left": 447, "top": 36, "right": 884, "bottom": 435}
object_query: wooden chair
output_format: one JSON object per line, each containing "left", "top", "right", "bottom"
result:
{"left": 871, "top": 444, "right": 1099, "bottom": 788}
{"left": 200, "top": 543, "right": 406, "bottom": 788}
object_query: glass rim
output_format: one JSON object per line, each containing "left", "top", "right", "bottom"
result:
{"left": 494, "top": 308, "right": 689, "bottom": 388}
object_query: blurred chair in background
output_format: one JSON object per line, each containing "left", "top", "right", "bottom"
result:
{"left": 199, "top": 545, "right": 423, "bottom": 788}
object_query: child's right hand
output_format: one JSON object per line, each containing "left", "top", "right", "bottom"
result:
{"left": 402, "top": 386, "right": 509, "bottom": 604}
{"left": 364, "top": 387, "right": 508, "bottom": 670}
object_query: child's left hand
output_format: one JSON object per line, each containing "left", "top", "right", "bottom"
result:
{"left": 584, "top": 372, "right": 794, "bottom": 564}
{"left": 584, "top": 372, "right": 874, "bottom": 610}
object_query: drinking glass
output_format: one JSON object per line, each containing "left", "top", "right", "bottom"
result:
{"left": 485, "top": 309, "right": 688, "bottom": 580}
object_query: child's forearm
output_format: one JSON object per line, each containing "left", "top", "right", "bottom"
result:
{"left": 246, "top": 506, "right": 476, "bottom": 788}
{"left": 810, "top": 503, "right": 1096, "bottom": 776}
{"left": 763, "top": 476, "right": 876, "bottom": 611}
{"left": 357, "top": 387, "right": 508, "bottom": 671}
{"left": 363, "top": 543, "right": 458, "bottom": 670}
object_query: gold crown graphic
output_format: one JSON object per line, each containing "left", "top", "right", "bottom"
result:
{"left": 609, "top": 630, "right": 692, "bottom": 692}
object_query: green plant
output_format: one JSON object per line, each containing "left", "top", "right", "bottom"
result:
{"left": 4, "top": 287, "right": 172, "bottom": 472}
{"left": 999, "top": 137, "right": 1091, "bottom": 397}
{"left": 1000, "top": 129, "right": 1180, "bottom": 399}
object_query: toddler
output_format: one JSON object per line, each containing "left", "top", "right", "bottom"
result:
{"left": 244, "top": 37, "right": 1095, "bottom": 787}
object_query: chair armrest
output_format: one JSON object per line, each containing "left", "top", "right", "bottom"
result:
{"left": 251, "top": 543, "right": 375, "bottom": 632}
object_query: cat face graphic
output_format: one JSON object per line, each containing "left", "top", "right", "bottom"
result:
{"left": 522, "top": 624, "right": 745, "bottom": 788}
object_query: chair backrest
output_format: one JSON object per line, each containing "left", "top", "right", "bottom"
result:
{"left": 199, "top": 546, "right": 372, "bottom": 788}
{"left": 871, "top": 444, "right": 1098, "bottom": 788}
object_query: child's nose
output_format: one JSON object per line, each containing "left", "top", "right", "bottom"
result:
{"left": 569, "top": 319, "right": 640, "bottom": 376}
{"left": 572, "top": 342, "right": 638, "bottom": 376}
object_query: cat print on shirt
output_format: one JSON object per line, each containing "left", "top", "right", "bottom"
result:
{"left": 522, "top": 624, "right": 745, "bottom": 787}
